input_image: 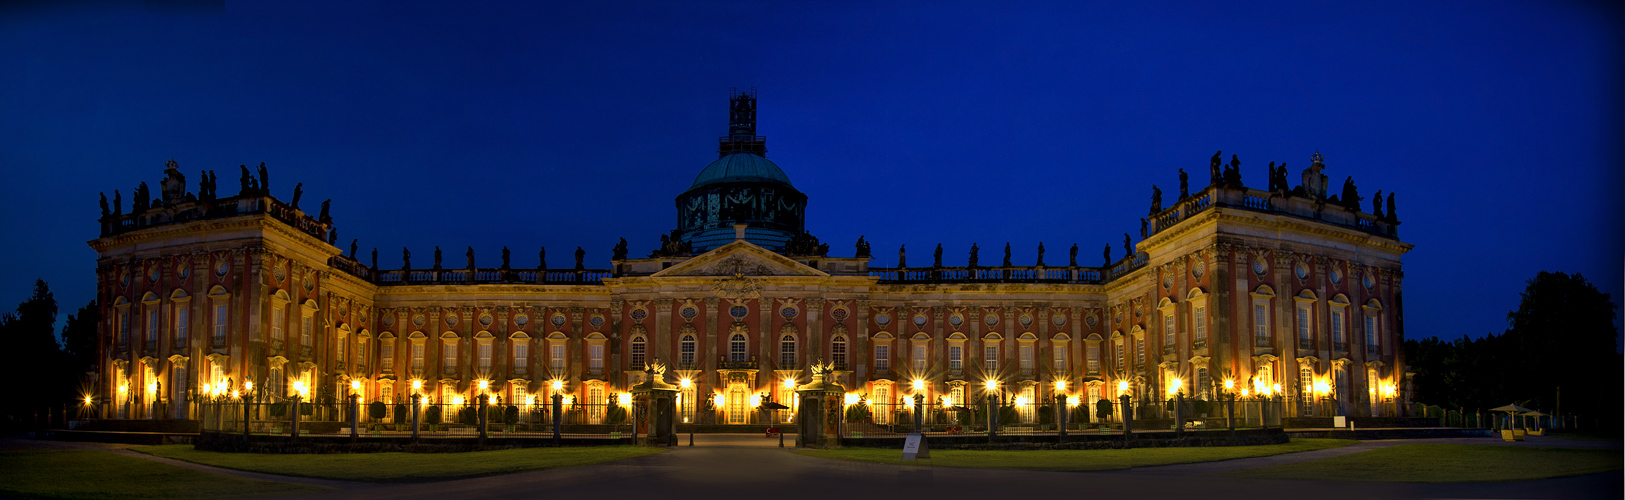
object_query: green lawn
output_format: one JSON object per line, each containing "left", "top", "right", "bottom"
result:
{"left": 1226, "top": 443, "right": 1624, "bottom": 482}
{"left": 793, "top": 438, "right": 1356, "bottom": 471}
{"left": 132, "top": 445, "right": 666, "bottom": 482}
{"left": 0, "top": 450, "right": 326, "bottom": 500}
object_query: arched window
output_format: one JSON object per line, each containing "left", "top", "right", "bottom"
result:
{"left": 831, "top": 335, "right": 847, "bottom": 370}
{"left": 679, "top": 335, "right": 696, "bottom": 366}
{"left": 729, "top": 333, "right": 747, "bottom": 362}
{"left": 779, "top": 334, "right": 796, "bottom": 367}
{"left": 630, "top": 336, "right": 647, "bottom": 368}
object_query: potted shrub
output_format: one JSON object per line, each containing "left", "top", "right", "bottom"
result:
{"left": 605, "top": 401, "right": 628, "bottom": 426}
{"left": 1095, "top": 399, "right": 1113, "bottom": 429}
{"left": 393, "top": 404, "right": 408, "bottom": 431}
{"left": 998, "top": 404, "right": 1019, "bottom": 426}
{"left": 425, "top": 405, "right": 442, "bottom": 432}
{"left": 843, "top": 399, "right": 871, "bottom": 423}
{"left": 503, "top": 405, "right": 519, "bottom": 432}
{"left": 269, "top": 401, "right": 288, "bottom": 418}
{"left": 1037, "top": 405, "right": 1055, "bottom": 430}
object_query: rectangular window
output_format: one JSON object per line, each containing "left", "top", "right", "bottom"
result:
{"left": 1163, "top": 313, "right": 1176, "bottom": 349}
{"left": 782, "top": 339, "right": 797, "bottom": 368}
{"left": 356, "top": 336, "right": 367, "bottom": 372}
{"left": 1254, "top": 304, "right": 1268, "bottom": 344}
{"left": 514, "top": 342, "right": 528, "bottom": 374}
{"left": 912, "top": 344, "right": 926, "bottom": 371}
{"left": 214, "top": 305, "right": 229, "bottom": 343}
{"left": 174, "top": 306, "right": 188, "bottom": 345}
{"left": 875, "top": 345, "right": 889, "bottom": 372}
{"left": 411, "top": 341, "right": 424, "bottom": 372}
{"left": 1115, "top": 340, "right": 1124, "bottom": 369}
{"left": 1365, "top": 315, "right": 1378, "bottom": 355}
{"left": 1052, "top": 344, "right": 1065, "bottom": 372}
{"left": 1087, "top": 343, "right": 1100, "bottom": 373}
{"left": 1197, "top": 367, "right": 1210, "bottom": 400}
{"left": 950, "top": 386, "right": 964, "bottom": 407}
{"left": 442, "top": 339, "right": 456, "bottom": 370}
{"left": 1087, "top": 385, "right": 1101, "bottom": 405}
{"left": 269, "top": 365, "right": 284, "bottom": 398}
{"left": 1331, "top": 310, "right": 1344, "bottom": 342}
{"left": 983, "top": 345, "right": 998, "bottom": 372}
{"left": 146, "top": 309, "right": 158, "bottom": 344}
{"left": 119, "top": 311, "right": 130, "bottom": 344}
{"left": 589, "top": 344, "right": 604, "bottom": 372}
{"left": 630, "top": 340, "right": 646, "bottom": 368}
{"left": 551, "top": 343, "right": 566, "bottom": 372}
{"left": 680, "top": 338, "right": 696, "bottom": 365}
{"left": 381, "top": 339, "right": 394, "bottom": 373}
{"left": 948, "top": 345, "right": 962, "bottom": 370}
{"left": 1135, "top": 337, "right": 1145, "bottom": 363}
{"left": 1019, "top": 345, "right": 1034, "bottom": 375}
{"left": 831, "top": 339, "right": 847, "bottom": 369}
{"left": 271, "top": 306, "right": 284, "bottom": 341}
{"left": 1296, "top": 307, "right": 1311, "bottom": 349}
{"left": 513, "top": 383, "right": 527, "bottom": 407}
{"left": 336, "top": 333, "right": 346, "bottom": 364}
{"left": 478, "top": 340, "right": 492, "bottom": 371}
{"left": 300, "top": 314, "right": 312, "bottom": 346}
{"left": 1193, "top": 305, "right": 1207, "bottom": 344}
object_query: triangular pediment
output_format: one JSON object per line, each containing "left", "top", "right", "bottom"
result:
{"left": 652, "top": 240, "right": 828, "bottom": 278}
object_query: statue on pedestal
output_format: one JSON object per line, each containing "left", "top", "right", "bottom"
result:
{"left": 1036, "top": 242, "right": 1045, "bottom": 267}
{"left": 402, "top": 248, "right": 412, "bottom": 270}
{"left": 968, "top": 243, "right": 980, "bottom": 268}
{"left": 933, "top": 244, "right": 943, "bottom": 267}
{"left": 433, "top": 246, "right": 443, "bottom": 269}
{"left": 501, "top": 247, "right": 511, "bottom": 269}
{"left": 1178, "top": 168, "right": 1189, "bottom": 200}
{"left": 1002, "top": 243, "right": 1012, "bottom": 267}
{"left": 1068, "top": 243, "right": 1078, "bottom": 267}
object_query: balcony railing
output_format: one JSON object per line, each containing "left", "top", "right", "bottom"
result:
{"left": 373, "top": 268, "right": 612, "bottom": 286}
{"left": 1333, "top": 341, "right": 1349, "bottom": 352}
{"left": 1148, "top": 185, "right": 1400, "bottom": 240}
{"left": 1297, "top": 338, "right": 1313, "bottom": 351}
{"left": 1255, "top": 336, "right": 1271, "bottom": 348}
{"left": 869, "top": 266, "right": 1104, "bottom": 284}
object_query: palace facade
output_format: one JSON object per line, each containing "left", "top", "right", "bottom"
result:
{"left": 90, "top": 91, "right": 1412, "bottom": 425}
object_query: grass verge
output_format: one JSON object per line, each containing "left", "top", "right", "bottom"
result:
{"left": 132, "top": 445, "right": 666, "bottom": 482}
{"left": 793, "top": 438, "right": 1355, "bottom": 471}
{"left": 1226, "top": 443, "right": 1623, "bottom": 482}
{"left": 0, "top": 449, "right": 326, "bottom": 500}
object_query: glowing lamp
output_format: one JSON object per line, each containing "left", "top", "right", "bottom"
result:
{"left": 477, "top": 380, "right": 489, "bottom": 391}
{"left": 1223, "top": 379, "right": 1235, "bottom": 390}
{"left": 244, "top": 381, "right": 253, "bottom": 392}
{"left": 1272, "top": 383, "right": 1282, "bottom": 394}
{"left": 1241, "top": 388, "right": 1250, "bottom": 397}
{"left": 84, "top": 396, "right": 93, "bottom": 406}
{"left": 351, "top": 380, "right": 362, "bottom": 391}
{"left": 984, "top": 379, "right": 998, "bottom": 391}
{"left": 146, "top": 382, "right": 157, "bottom": 394}
{"left": 911, "top": 379, "right": 925, "bottom": 392}
{"left": 784, "top": 378, "right": 797, "bottom": 389}
{"left": 1117, "top": 380, "right": 1129, "bottom": 393}
{"left": 679, "top": 378, "right": 691, "bottom": 389}
{"left": 453, "top": 395, "right": 465, "bottom": 406}
{"left": 562, "top": 395, "right": 574, "bottom": 406}
{"left": 411, "top": 380, "right": 423, "bottom": 391}
{"left": 618, "top": 393, "right": 632, "bottom": 406}
{"left": 1067, "top": 395, "right": 1081, "bottom": 407}
{"left": 118, "top": 384, "right": 128, "bottom": 394}
{"left": 713, "top": 393, "right": 725, "bottom": 407}
{"left": 1168, "top": 378, "right": 1183, "bottom": 395}
{"left": 844, "top": 393, "right": 860, "bottom": 406}
{"left": 231, "top": 390, "right": 239, "bottom": 399}
{"left": 1055, "top": 380, "right": 1067, "bottom": 391}
{"left": 750, "top": 393, "right": 763, "bottom": 408}
{"left": 1014, "top": 395, "right": 1028, "bottom": 407}
{"left": 551, "top": 380, "right": 564, "bottom": 391}
{"left": 525, "top": 395, "right": 536, "bottom": 405}
{"left": 1313, "top": 380, "right": 1331, "bottom": 395}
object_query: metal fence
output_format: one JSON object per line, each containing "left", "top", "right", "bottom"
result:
{"left": 197, "top": 397, "right": 635, "bottom": 439}
{"left": 838, "top": 397, "right": 1287, "bottom": 437}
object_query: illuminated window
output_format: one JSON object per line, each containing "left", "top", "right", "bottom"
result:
{"left": 679, "top": 335, "right": 696, "bottom": 365}
{"left": 1196, "top": 367, "right": 1210, "bottom": 400}
{"left": 983, "top": 345, "right": 998, "bottom": 372}
{"left": 1331, "top": 310, "right": 1345, "bottom": 348}
{"left": 269, "top": 365, "right": 284, "bottom": 397}
{"left": 477, "top": 338, "right": 492, "bottom": 371}
{"left": 729, "top": 334, "right": 747, "bottom": 363}
{"left": 1193, "top": 305, "right": 1207, "bottom": 345}
{"left": 550, "top": 342, "right": 565, "bottom": 372}
{"left": 410, "top": 340, "right": 424, "bottom": 372}
{"left": 588, "top": 385, "right": 605, "bottom": 423}
{"left": 1253, "top": 304, "right": 1268, "bottom": 343}
{"left": 875, "top": 345, "right": 890, "bottom": 372}
{"left": 1051, "top": 344, "right": 1066, "bottom": 372}
{"left": 1115, "top": 339, "right": 1124, "bottom": 369}
{"left": 912, "top": 344, "right": 926, "bottom": 371}
{"left": 1365, "top": 315, "right": 1378, "bottom": 355}
{"left": 300, "top": 312, "right": 312, "bottom": 346}
{"left": 513, "top": 341, "right": 527, "bottom": 374}
{"left": 271, "top": 306, "right": 284, "bottom": 342}
{"left": 355, "top": 336, "right": 368, "bottom": 372}
{"left": 1297, "top": 307, "right": 1311, "bottom": 348}
{"left": 215, "top": 305, "right": 230, "bottom": 344}
{"left": 336, "top": 332, "right": 346, "bottom": 365}
{"left": 442, "top": 339, "right": 456, "bottom": 371}
{"left": 174, "top": 305, "right": 187, "bottom": 345}
{"left": 1019, "top": 344, "right": 1034, "bottom": 375}
{"left": 1086, "top": 343, "right": 1099, "bottom": 374}
{"left": 630, "top": 336, "right": 646, "bottom": 368}
{"left": 948, "top": 345, "right": 962, "bottom": 370}
{"left": 146, "top": 309, "right": 158, "bottom": 345}
{"left": 589, "top": 344, "right": 603, "bottom": 373}
{"left": 831, "top": 336, "right": 847, "bottom": 369}
{"left": 1162, "top": 312, "right": 1176, "bottom": 350}
{"left": 948, "top": 385, "right": 964, "bottom": 407}
{"left": 513, "top": 383, "right": 526, "bottom": 407}
{"left": 118, "top": 311, "right": 130, "bottom": 344}
{"left": 780, "top": 335, "right": 797, "bottom": 367}
{"left": 1135, "top": 336, "right": 1145, "bottom": 364}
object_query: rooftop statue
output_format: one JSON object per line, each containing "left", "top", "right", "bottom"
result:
{"left": 1372, "top": 189, "right": 1384, "bottom": 218}
{"left": 933, "top": 244, "right": 943, "bottom": 267}
{"left": 198, "top": 170, "right": 216, "bottom": 201}
{"left": 466, "top": 246, "right": 476, "bottom": 269}
{"left": 968, "top": 243, "right": 979, "bottom": 268}
{"left": 783, "top": 231, "right": 828, "bottom": 256}
{"left": 402, "top": 247, "right": 412, "bottom": 270}
{"left": 1386, "top": 192, "right": 1399, "bottom": 224}
{"left": 349, "top": 239, "right": 358, "bottom": 259}
{"left": 1068, "top": 243, "right": 1077, "bottom": 266}
{"left": 854, "top": 235, "right": 870, "bottom": 258}
{"left": 318, "top": 199, "right": 331, "bottom": 225}
{"left": 133, "top": 182, "right": 150, "bottom": 213}
{"left": 1140, "top": 218, "right": 1148, "bottom": 239}
{"left": 328, "top": 226, "right": 337, "bottom": 245}
{"left": 112, "top": 190, "right": 121, "bottom": 216}
{"left": 501, "top": 246, "right": 511, "bottom": 269}
{"left": 1102, "top": 244, "right": 1111, "bottom": 267}
{"left": 290, "top": 183, "right": 303, "bottom": 210}
{"left": 1149, "top": 185, "right": 1163, "bottom": 214}
{"left": 897, "top": 244, "right": 906, "bottom": 268}
{"left": 1002, "top": 242, "right": 1012, "bottom": 267}
{"left": 238, "top": 165, "right": 254, "bottom": 196}
{"left": 371, "top": 248, "right": 378, "bottom": 270}
{"left": 256, "top": 162, "right": 270, "bottom": 195}
{"left": 612, "top": 237, "right": 629, "bottom": 261}
{"left": 1123, "top": 233, "right": 1132, "bottom": 258}
{"left": 538, "top": 247, "right": 547, "bottom": 270}
{"left": 99, "top": 193, "right": 109, "bottom": 218}
{"left": 1035, "top": 242, "right": 1045, "bottom": 266}
{"left": 433, "top": 246, "right": 443, "bottom": 270}
{"left": 160, "top": 159, "right": 186, "bottom": 204}
{"left": 1209, "top": 150, "right": 1223, "bottom": 185}
{"left": 574, "top": 246, "right": 585, "bottom": 269}
{"left": 1340, "top": 176, "right": 1362, "bottom": 211}
{"left": 1178, "top": 168, "right": 1189, "bottom": 200}
{"left": 1224, "top": 154, "right": 1243, "bottom": 187}
{"left": 1301, "top": 152, "right": 1329, "bottom": 201}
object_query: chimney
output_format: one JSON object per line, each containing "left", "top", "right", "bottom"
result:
{"left": 734, "top": 224, "right": 748, "bottom": 241}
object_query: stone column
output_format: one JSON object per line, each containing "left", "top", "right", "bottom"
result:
{"left": 655, "top": 300, "right": 673, "bottom": 362}
{"left": 855, "top": 300, "right": 870, "bottom": 380}
{"left": 805, "top": 300, "right": 823, "bottom": 368}
{"left": 704, "top": 298, "right": 719, "bottom": 388}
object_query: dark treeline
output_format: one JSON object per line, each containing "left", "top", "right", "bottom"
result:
{"left": 1404, "top": 271, "right": 1622, "bottom": 433}
{"left": 0, "top": 280, "right": 97, "bottom": 426}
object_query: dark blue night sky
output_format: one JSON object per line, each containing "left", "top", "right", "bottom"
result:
{"left": 2, "top": 1, "right": 1620, "bottom": 345}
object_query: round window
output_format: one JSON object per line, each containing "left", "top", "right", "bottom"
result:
{"left": 515, "top": 315, "right": 529, "bottom": 326}
{"left": 479, "top": 315, "right": 493, "bottom": 327}
{"left": 1330, "top": 268, "right": 1343, "bottom": 284}
{"left": 382, "top": 314, "right": 395, "bottom": 326}
{"left": 1295, "top": 263, "right": 1309, "bottom": 280}
{"left": 781, "top": 307, "right": 798, "bottom": 319}
{"left": 589, "top": 316, "right": 605, "bottom": 327}
{"left": 551, "top": 314, "right": 567, "bottom": 326}
{"left": 445, "top": 315, "right": 458, "bottom": 326}
{"left": 984, "top": 314, "right": 998, "bottom": 326}
{"left": 1052, "top": 314, "right": 1066, "bottom": 326}
{"left": 729, "top": 305, "right": 749, "bottom": 319}
{"left": 948, "top": 315, "right": 963, "bottom": 327}
{"left": 630, "top": 309, "right": 648, "bottom": 321}
{"left": 1252, "top": 260, "right": 1266, "bottom": 275}
{"left": 831, "top": 308, "right": 848, "bottom": 321}
{"left": 1085, "top": 315, "right": 1098, "bottom": 327}
{"left": 216, "top": 260, "right": 230, "bottom": 276}
{"left": 876, "top": 314, "right": 891, "bottom": 326}
{"left": 680, "top": 307, "right": 698, "bottom": 320}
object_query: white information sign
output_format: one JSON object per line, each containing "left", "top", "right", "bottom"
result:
{"left": 902, "top": 433, "right": 930, "bottom": 460}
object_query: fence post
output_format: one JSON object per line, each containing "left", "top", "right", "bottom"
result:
{"left": 349, "top": 394, "right": 359, "bottom": 442}
{"left": 552, "top": 393, "right": 562, "bottom": 446}
{"left": 1056, "top": 394, "right": 1067, "bottom": 442}
{"left": 243, "top": 397, "right": 251, "bottom": 438}
{"left": 477, "top": 394, "right": 488, "bottom": 446}
{"left": 290, "top": 395, "right": 301, "bottom": 442}
{"left": 1227, "top": 393, "right": 1236, "bottom": 432}
{"left": 1174, "top": 392, "right": 1184, "bottom": 437}
{"left": 411, "top": 394, "right": 421, "bottom": 442}
{"left": 1120, "top": 394, "right": 1133, "bottom": 441}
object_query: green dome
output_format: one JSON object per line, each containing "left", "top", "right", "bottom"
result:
{"left": 688, "top": 153, "right": 793, "bottom": 191}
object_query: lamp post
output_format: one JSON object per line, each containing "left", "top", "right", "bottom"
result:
{"left": 984, "top": 379, "right": 999, "bottom": 439}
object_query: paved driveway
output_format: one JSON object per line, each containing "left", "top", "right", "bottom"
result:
{"left": 283, "top": 435, "right": 1622, "bottom": 500}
